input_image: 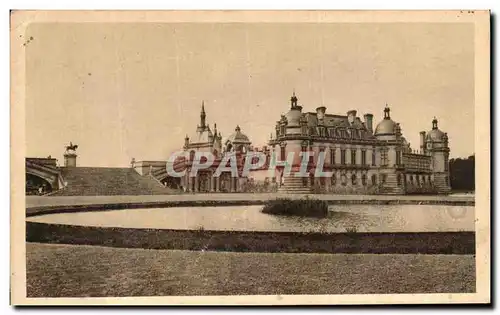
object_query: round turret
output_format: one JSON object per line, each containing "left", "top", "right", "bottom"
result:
{"left": 374, "top": 105, "right": 397, "bottom": 140}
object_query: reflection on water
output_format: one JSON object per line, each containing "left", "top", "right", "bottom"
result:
{"left": 27, "top": 204, "right": 475, "bottom": 232}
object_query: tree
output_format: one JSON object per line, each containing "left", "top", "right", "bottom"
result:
{"left": 449, "top": 154, "right": 475, "bottom": 192}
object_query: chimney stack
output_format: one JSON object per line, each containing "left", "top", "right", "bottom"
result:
{"left": 316, "top": 106, "right": 327, "bottom": 120}
{"left": 364, "top": 113, "right": 373, "bottom": 133}
{"left": 420, "top": 131, "right": 426, "bottom": 153}
{"left": 347, "top": 110, "right": 357, "bottom": 124}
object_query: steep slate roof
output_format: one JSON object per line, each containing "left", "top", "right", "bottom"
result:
{"left": 304, "top": 112, "right": 367, "bottom": 129}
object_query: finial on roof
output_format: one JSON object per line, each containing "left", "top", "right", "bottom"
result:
{"left": 200, "top": 101, "right": 206, "bottom": 128}
{"left": 383, "top": 104, "right": 391, "bottom": 119}
{"left": 290, "top": 90, "right": 298, "bottom": 108}
{"left": 432, "top": 117, "right": 438, "bottom": 130}
{"left": 235, "top": 125, "right": 241, "bottom": 132}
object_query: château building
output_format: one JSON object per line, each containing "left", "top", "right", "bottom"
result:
{"left": 262, "top": 92, "right": 451, "bottom": 194}
{"left": 26, "top": 94, "right": 451, "bottom": 196}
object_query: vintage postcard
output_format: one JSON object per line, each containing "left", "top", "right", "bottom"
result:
{"left": 11, "top": 10, "right": 490, "bottom": 305}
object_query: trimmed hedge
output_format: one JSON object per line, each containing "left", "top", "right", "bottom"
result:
{"left": 26, "top": 222, "right": 475, "bottom": 255}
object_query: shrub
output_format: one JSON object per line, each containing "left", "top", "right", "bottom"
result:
{"left": 261, "top": 197, "right": 329, "bottom": 218}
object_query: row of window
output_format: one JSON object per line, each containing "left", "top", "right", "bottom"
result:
{"left": 314, "top": 127, "right": 367, "bottom": 139}
{"left": 300, "top": 174, "right": 384, "bottom": 187}
{"left": 280, "top": 147, "right": 378, "bottom": 166}
{"left": 396, "top": 174, "right": 433, "bottom": 186}
{"left": 279, "top": 147, "right": 405, "bottom": 168}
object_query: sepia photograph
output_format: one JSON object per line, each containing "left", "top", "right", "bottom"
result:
{"left": 10, "top": 10, "right": 490, "bottom": 305}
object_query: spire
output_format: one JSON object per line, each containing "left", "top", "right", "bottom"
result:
{"left": 432, "top": 116, "right": 438, "bottom": 130}
{"left": 383, "top": 103, "right": 391, "bottom": 119}
{"left": 200, "top": 101, "right": 206, "bottom": 128}
{"left": 290, "top": 90, "right": 298, "bottom": 108}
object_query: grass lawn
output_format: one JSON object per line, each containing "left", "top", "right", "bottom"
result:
{"left": 26, "top": 243, "right": 475, "bottom": 297}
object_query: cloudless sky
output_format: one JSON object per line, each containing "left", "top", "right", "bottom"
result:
{"left": 25, "top": 22, "right": 474, "bottom": 167}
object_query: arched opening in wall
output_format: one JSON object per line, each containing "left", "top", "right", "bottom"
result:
{"left": 397, "top": 173, "right": 402, "bottom": 186}
{"left": 161, "top": 176, "right": 181, "bottom": 190}
{"left": 410, "top": 175, "right": 414, "bottom": 186}
{"left": 416, "top": 176, "right": 421, "bottom": 187}
{"left": 381, "top": 174, "right": 387, "bottom": 184}
{"left": 219, "top": 173, "right": 231, "bottom": 192}
{"left": 189, "top": 150, "right": 196, "bottom": 161}
{"left": 26, "top": 173, "right": 52, "bottom": 195}
{"left": 341, "top": 173, "right": 347, "bottom": 186}
{"left": 371, "top": 174, "right": 377, "bottom": 186}
{"left": 351, "top": 174, "right": 357, "bottom": 185}
{"left": 362, "top": 174, "right": 367, "bottom": 186}
{"left": 319, "top": 176, "right": 326, "bottom": 189}
{"left": 422, "top": 176, "right": 426, "bottom": 185}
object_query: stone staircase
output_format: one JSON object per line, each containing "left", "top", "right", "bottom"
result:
{"left": 278, "top": 176, "right": 311, "bottom": 194}
{"left": 433, "top": 174, "right": 452, "bottom": 194}
{"left": 50, "top": 167, "right": 176, "bottom": 196}
{"left": 379, "top": 174, "right": 405, "bottom": 195}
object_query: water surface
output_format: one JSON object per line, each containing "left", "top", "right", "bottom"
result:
{"left": 27, "top": 204, "right": 474, "bottom": 233}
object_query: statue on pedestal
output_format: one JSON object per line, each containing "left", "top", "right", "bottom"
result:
{"left": 65, "top": 142, "right": 78, "bottom": 153}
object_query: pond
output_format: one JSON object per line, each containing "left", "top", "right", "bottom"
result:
{"left": 27, "top": 204, "right": 474, "bottom": 233}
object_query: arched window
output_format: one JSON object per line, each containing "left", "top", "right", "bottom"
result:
{"left": 397, "top": 173, "right": 402, "bottom": 186}
{"left": 330, "top": 148, "right": 336, "bottom": 165}
{"left": 410, "top": 175, "right": 414, "bottom": 185}
{"left": 280, "top": 146, "right": 286, "bottom": 160}
{"left": 371, "top": 174, "right": 377, "bottom": 186}
{"left": 331, "top": 174, "right": 337, "bottom": 186}
{"left": 352, "top": 174, "right": 357, "bottom": 185}
{"left": 341, "top": 174, "right": 347, "bottom": 186}
{"left": 362, "top": 174, "right": 367, "bottom": 186}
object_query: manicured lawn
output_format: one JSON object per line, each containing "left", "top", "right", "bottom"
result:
{"left": 26, "top": 243, "right": 475, "bottom": 297}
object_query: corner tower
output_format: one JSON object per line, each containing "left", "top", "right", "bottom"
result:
{"left": 425, "top": 117, "right": 451, "bottom": 194}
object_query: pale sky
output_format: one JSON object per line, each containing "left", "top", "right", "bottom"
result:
{"left": 25, "top": 22, "right": 474, "bottom": 167}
